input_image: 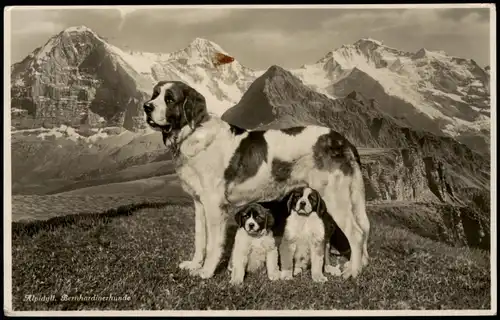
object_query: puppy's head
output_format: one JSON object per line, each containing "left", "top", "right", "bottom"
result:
{"left": 143, "top": 81, "right": 208, "bottom": 145}
{"left": 234, "top": 203, "right": 275, "bottom": 236}
{"left": 287, "top": 187, "right": 325, "bottom": 216}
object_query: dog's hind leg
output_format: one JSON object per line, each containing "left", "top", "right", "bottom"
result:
{"left": 324, "top": 241, "right": 342, "bottom": 277}
{"left": 197, "top": 201, "right": 228, "bottom": 279}
{"left": 320, "top": 179, "right": 364, "bottom": 279}
{"left": 351, "top": 167, "right": 370, "bottom": 267}
{"left": 179, "top": 198, "right": 207, "bottom": 273}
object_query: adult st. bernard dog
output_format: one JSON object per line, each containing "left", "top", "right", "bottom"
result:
{"left": 143, "top": 80, "right": 370, "bottom": 280}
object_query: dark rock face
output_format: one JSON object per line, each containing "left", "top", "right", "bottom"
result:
{"left": 221, "top": 65, "right": 490, "bottom": 250}
{"left": 11, "top": 27, "right": 149, "bottom": 131}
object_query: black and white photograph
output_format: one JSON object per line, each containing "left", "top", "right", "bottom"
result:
{"left": 3, "top": 4, "right": 496, "bottom": 315}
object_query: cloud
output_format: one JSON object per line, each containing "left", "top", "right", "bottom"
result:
{"left": 116, "top": 7, "right": 138, "bottom": 31}
{"left": 10, "top": 9, "right": 64, "bottom": 35}
{"left": 321, "top": 9, "right": 489, "bottom": 37}
{"left": 131, "top": 8, "right": 233, "bottom": 26}
{"left": 7, "top": 7, "right": 492, "bottom": 68}
{"left": 12, "top": 20, "right": 65, "bottom": 35}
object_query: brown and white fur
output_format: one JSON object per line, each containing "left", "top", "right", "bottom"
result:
{"left": 280, "top": 187, "right": 342, "bottom": 283}
{"left": 228, "top": 203, "right": 280, "bottom": 285}
{"left": 143, "top": 81, "right": 370, "bottom": 280}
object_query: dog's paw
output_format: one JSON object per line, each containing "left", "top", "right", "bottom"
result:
{"left": 325, "top": 264, "right": 342, "bottom": 277}
{"left": 280, "top": 270, "right": 293, "bottom": 280}
{"left": 342, "top": 261, "right": 361, "bottom": 279}
{"left": 312, "top": 273, "right": 328, "bottom": 283}
{"left": 293, "top": 267, "right": 303, "bottom": 276}
{"left": 179, "top": 260, "right": 203, "bottom": 272}
{"left": 362, "top": 255, "right": 369, "bottom": 267}
{"left": 268, "top": 271, "right": 280, "bottom": 281}
{"left": 230, "top": 275, "right": 244, "bottom": 286}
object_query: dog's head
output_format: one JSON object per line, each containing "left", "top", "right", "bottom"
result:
{"left": 286, "top": 186, "right": 325, "bottom": 216}
{"left": 234, "top": 203, "right": 275, "bottom": 236}
{"left": 143, "top": 81, "right": 208, "bottom": 144}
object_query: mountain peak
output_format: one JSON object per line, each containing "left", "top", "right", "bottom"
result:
{"left": 63, "top": 25, "right": 95, "bottom": 34}
{"left": 263, "top": 65, "right": 290, "bottom": 77}
{"left": 355, "top": 38, "right": 384, "bottom": 46}
{"left": 186, "top": 37, "right": 228, "bottom": 55}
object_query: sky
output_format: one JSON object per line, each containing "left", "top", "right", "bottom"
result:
{"left": 7, "top": 5, "right": 493, "bottom": 69}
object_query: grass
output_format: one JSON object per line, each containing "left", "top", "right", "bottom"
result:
{"left": 11, "top": 202, "right": 490, "bottom": 311}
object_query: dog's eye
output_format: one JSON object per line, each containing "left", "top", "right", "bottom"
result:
{"left": 165, "top": 91, "right": 175, "bottom": 104}
{"left": 165, "top": 96, "right": 174, "bottom": 104}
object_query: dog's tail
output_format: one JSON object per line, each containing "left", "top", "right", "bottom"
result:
{"left": 346, "top": 145, "right": 369, "bottom": 236}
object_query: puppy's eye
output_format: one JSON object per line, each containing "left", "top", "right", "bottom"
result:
{"left": 310, "top": 193, "right": 317, "bottom": 202}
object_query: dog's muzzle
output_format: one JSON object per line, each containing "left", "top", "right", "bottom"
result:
{"left": 296, "top": 208, "right": 311, "bottom": 216}
{"left": 143, "top": 103, "right": 173, "bottom": 134}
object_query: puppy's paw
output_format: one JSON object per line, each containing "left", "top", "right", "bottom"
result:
{"left": 280, "top": 270, "right": 293, "bottom": 280}
{"left": 312, "top": 273, "right": 328, "bottom": 283}
{"left": 325, "top": 264, "right": 342, "bottom": 277}
{"left": 330, "top": 247, "right": 341, "bottom": 255}
{"left": 197, "top": 267, "right": 215, "bottom": 279}
{"left": 179, "top": 260, "right": 203, "bottom": 272}
{"left": 293, "top": 267, "right": 303, "bottom": 276}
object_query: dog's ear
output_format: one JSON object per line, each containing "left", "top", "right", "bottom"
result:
{"left": 265, "top": 210, "right": 275, "bottom": 229}
{"left": 182, "top": 85, "right": 207, "bottom": 128}
{"left": 286, "top": 193, "right": 295, "bottom": 213}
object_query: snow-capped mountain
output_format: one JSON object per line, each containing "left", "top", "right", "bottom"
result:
{"left": 11, "top": 26, "right": 259, "bottom": 132}
{"left": 292, "top": 38, "right": 490, "bottom": 147}
{"left": 11, "top": 27, "right": 490, "bottom": 154}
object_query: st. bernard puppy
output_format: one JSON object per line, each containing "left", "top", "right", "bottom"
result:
{"left": 228, "top": 203, "right": 280, "bottom": 285}
{"left": 280, "top": 187, "right": 342, "bottom": 283}
{"left": 143, "top": 80, "right": 370, "bottom": 280}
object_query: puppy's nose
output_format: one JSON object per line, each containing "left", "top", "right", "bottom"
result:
{"left": 299, "top": 201, "right": 306, "bottom": 209}
{"left": 248, "top": 222, "right": 255, "bottom": 229}
{"left": 143, "top": 102, "right": 154, "bottom": 113}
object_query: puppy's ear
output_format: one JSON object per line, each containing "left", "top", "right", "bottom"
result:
{"left": 316, "top": 194, "right": 327, "bottom": 216}
{"left": 234, "top": 208, "right": 245, "bottom": 227}
{"left": 265, "top": 210, "right": 275, "bottom": 229}
{"left": 182, "top": 85, "right": 207, "bottom": 128}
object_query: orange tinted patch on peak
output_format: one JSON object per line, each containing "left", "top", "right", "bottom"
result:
{"left": 212, "top": 52, "right": 235, "bottom": 67}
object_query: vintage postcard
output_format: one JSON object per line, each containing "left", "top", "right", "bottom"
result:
{"left": 3, "top": 4, "right": 496, "bottom": 316}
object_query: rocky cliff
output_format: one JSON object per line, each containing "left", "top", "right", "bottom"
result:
{"left": 221, "top": 66, "right": 489, "bottom": 208}
{"left": 11, "top": 27, "right": 258, "bottom": 131}
{"left": 11, "top": 26, "right": 152, "bottom": 131}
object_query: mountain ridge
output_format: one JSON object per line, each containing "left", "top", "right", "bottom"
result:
{"left": 10, "top": 25, "right": 491, "bottom": 156}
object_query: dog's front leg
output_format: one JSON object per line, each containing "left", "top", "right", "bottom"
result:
{"left": 197, "top": 200, "right": 228, "bottom": 279}
{"left": 230, "top": 230, "right": 249, "bottom": 286}
{"left": 179, "top": 199, "right": 206, "bottom": 273}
